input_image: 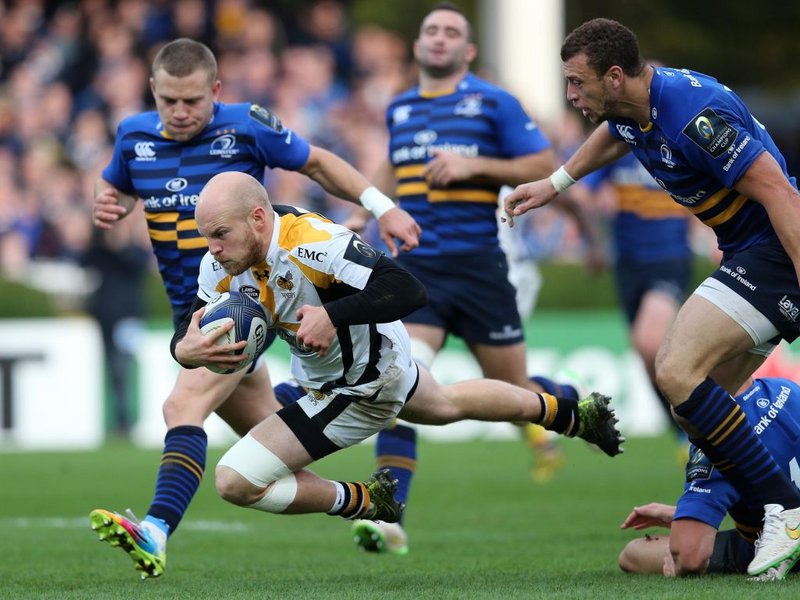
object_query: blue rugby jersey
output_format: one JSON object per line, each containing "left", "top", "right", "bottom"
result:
{"left": 102, "top": 102, "right": 310, "bottom": 310}
{"left": 386, "top": 73, "right": 551, "bottom": 256}
{"left": 675, "top": 377, "right": 800, "bottom": 541}
{"left": 607, "top": 67, "right": 798, "bottom": 255}
{"left": 584, "top": 153, "right": 691, "bottom": 263}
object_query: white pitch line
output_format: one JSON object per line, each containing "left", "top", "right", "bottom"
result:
{"left": 1, "top": 516, "right": 250, "bottom": 533}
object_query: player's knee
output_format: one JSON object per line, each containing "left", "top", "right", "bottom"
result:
{"left": 162, "top": 391, "right": 210, "bottom": 426}
{"left": 654, "top": 349, "right": 683, "bottom": 400}
{"left": 631, "top": 331, "right": 659, "bottom": 368}
{"left": 618, "top": 543, "right": 637, "bottom": 573}
{"left": 617, "top": 539, "right": 647, "bottom": 574}
{"left": 215, "top": 465, "right": 257, "bottom": 505}
{"left": 216, "top": 433, "right": 295, "bottom": 510}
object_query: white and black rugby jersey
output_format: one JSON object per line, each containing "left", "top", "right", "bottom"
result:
{"left": 196, "top": 207, "right": 410, "bottom": 394}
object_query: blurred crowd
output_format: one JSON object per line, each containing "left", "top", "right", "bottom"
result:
{"left": 0, "top": 0, "right": 609, "bottom": 310}
{"left": 23, "top": 0, "right": 770, "bottom": 331}
{"left": 0, "top": 0, "right": 404, "bottom": 296}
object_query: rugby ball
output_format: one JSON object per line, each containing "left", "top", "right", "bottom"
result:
{"left": 199, "top": 291, "right": 269, "bottom": 374}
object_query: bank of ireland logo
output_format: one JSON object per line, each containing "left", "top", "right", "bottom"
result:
{"left": 165, "top": 177, "right": 188, "bottom": 192}
{"left": 756, "top": 397, "right": 770, "bottom": 409}
{"left": 134, "top": 141, "right": 156, "bottom": 161}
{"left": 210, "top": 134, "right": 239, "bottom": 158}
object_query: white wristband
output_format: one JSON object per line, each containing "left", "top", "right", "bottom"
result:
{"left": 549, "top": 166, "right": 576, "bottom": 193}
{"left": 359, "top": 186, "right": 396, "bottom": 219}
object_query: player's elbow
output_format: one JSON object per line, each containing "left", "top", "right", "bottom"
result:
{"left": 672, "top": 547, "right": 710, "bottom": 577}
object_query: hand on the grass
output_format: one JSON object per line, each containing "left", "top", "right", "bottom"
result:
{"left": 620, "top": 502, "right": 676, "bottom": 530}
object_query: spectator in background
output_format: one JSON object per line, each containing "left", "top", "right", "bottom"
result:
{"left": 81, "top": 211, "right": 151, "bottom": 438}
{"left": 294, "top": 0, "right": 354, "bottom": 89}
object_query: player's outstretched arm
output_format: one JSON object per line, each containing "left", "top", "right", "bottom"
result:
{"left": 502, "top": 178, "right": 560, "bottom": 225}
{"left": 299, "top": 146, "right": 420, "bottom": 256}
{"left": 93, "top": 178, "right": 137, "bottom": 229}
{"left": 503, "top": 126, "right": 629, "bottom": 225}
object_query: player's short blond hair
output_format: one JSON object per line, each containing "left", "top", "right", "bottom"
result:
{"left": 152, "top": 38, "right": 217, "bottom": 85}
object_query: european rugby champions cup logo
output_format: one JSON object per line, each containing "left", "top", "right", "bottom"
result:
{"left": 695, "top": 116, "right": 715, "bottom": 139}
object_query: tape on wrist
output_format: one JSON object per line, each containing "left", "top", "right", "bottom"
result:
{"left": 549, "top": 166, "right": 576, "bottom": 193}
{"left": 359, "top": 186, "right": 396, "bottom": 219}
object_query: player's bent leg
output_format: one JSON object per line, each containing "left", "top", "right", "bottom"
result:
{"left": 218, "top": 411, "right": 404, "bottom": 521}
{"left": 618, "top": 534, "right": 671, "bottom": 574}
{"left": 399, "top": 366, "right": 624, "bottom": 456}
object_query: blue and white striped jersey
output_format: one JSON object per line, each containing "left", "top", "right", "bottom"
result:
{"left": 102, "top": 102, "right": 311, "bottom": 310}
{"left": 607, "top": 67, "right": 797, "bottom": 255}
{"left": 386, "top": 73, "right": 551, "bottom": 256}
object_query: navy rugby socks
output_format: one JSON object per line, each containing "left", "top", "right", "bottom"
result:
{"left": 675, "top": 377, "right": 800, "bottom": 508}
{"left": 146, "top": 425, "right": 207, "bottom": 535}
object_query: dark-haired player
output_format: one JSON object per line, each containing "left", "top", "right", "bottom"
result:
{"left": 505, "top": 17, "right": 800, "bottom": 578}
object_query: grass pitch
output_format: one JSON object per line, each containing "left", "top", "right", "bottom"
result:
{"left": 0, "top": 435, "right": 796, "bottom": 599}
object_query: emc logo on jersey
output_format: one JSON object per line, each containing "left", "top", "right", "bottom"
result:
{"left": 297, "top": 247, "right": 327, "bottom": 262}
{"left": 134, "top": 141, "right": 156, "bottom": 161}
{"left": 210, "top": 134, "right": 240, "bottom": 158}
{"left": 165, "top": 178, "right": 188, "bottom": 192}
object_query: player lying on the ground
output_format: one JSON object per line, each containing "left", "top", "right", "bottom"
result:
{"left": 618, "top": 376, "right": 800, "bottom": 581}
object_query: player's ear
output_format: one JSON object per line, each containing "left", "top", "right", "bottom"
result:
{"left": 251, "top": 205, "right": 270, "bottom": 231}
{"left": 466, "top": 42, "right": 477, "bottom": 64}
{"left": 606, "top": 65, "right": 624, "bottom": 87}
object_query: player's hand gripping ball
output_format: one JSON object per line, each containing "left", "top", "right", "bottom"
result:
{"left": 199, "top": 291, "right": 269, "bottom": 374}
